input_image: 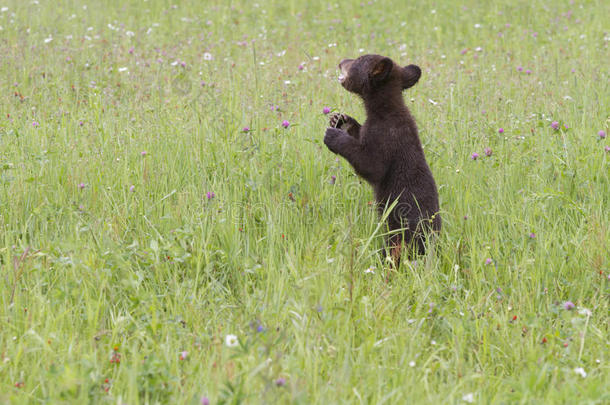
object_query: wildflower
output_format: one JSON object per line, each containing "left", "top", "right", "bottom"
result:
{"left": 32, "top": 121, "right": 39, "bottom": 127}
{"left": 462, "top": 393, "right": 475, "bottom": 403}
{"left": 78, "top": 183, "right": 86, "bottom": 190}
{"left": 281, "top": 120, "right": 290, "bottom": 128}
{"left": 203, "top": 52, "right": 213, "bottom": 61}
{"left": 485, "top": 258, "right": 493, "bottom": 265}
{"left": 541, "top": 337, "right": 547, "bottom": 344}
{"left": 470, "top": 152, "right": 479, "bottom": 160}
{"left": 516, "top": 66, "right": 523, "bottom": 72}
{"left": 574, "top": 367, "right": 587, "bottom": 378}
{"left": 605, "top": 146, "right": 610, "bottom": 153}
{"left": 179, "top": 351, "right": 188, "bottom": 360}
{"left": 409, "top": 361, "right": 416, "bottom": 367}
{"left": 330, "top": 175, "right": 336, "bottom": 185}
{"left": 206, "top": 191, "right": 215, "bottom": 200}
{"left": 563, "top": 301, "right": 575, "bottom": 310}
{"left": 323, "top": 106, "right": 331, "bottom": 114}
{"left": 141, "top": 151, "right": 147, "bottom": 156}
{"left": 129, "top": 185, "right": 135, "bottom": 192}
{"left": 242, "top": 126, "right": 250, "bottom": 133}
{"left": 364, "top": 267, "right": 376, "bottom": 274}
{"left": 298, "top": 64, "right": 304, "bottom": 70}
{"left": 275, "top": 378, "right": 286, "bottom": 387}
{"left": 498, "top": 128, "right": 504, "bottom": 133}
{"left": 225, "top": 334, "right": 238, "bottom": 347}
{"left": 598, "top": 130, "right": 606, "bottom": 139}
{"left": 128, "top": 47, "right": 134, "bottom": 54}
{"left": 551, "top": 121, "right": 559, "bottom": 130}
{"left": 484, "top": 148, "right": 493, "bottom": 157}
{"left": 529, "top": 232, "right": 536, "bottom": 239}
{"left": 201, "top": 397, "right": 210, "bottom": 405}
{"left": 256, "top": 325, "right": 264, "bottom": 333}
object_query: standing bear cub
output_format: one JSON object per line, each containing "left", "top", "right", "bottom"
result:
{"left": 324, "top": 54, "right": 441, "bottom": 263}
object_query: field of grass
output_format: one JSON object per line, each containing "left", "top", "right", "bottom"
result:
{"left": 1, "top": 0, "right": 608, "bottom": 403}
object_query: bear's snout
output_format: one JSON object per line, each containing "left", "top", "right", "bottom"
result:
{"left": 338, "top": 59, "right": 354, "bottom": 83}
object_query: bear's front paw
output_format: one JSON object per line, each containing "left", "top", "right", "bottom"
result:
{"left": 324, "top": 127, "right": 343, "bottom": 153}
{"left": 328, "top": 113, "right": 348, "bottom": 129}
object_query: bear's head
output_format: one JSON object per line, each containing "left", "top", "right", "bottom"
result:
{"left": 338, "top": 54, "right": 421, "bottom": 97}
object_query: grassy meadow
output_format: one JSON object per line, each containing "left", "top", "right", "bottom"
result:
{"left": 0, "top": 0, "right": 608, "bottom": 403}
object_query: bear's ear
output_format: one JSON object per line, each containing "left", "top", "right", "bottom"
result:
{"left": 402, "top": 64, "right": 421, "bottom": 89}
{"left": 370, "top": 57, "right": 393, "bottom": 83}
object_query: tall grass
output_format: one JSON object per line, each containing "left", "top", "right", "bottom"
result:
{"left": 0, "top": 0, "right": 608, "bottom": 403}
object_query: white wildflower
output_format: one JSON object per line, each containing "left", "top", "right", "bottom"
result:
{"left": 574, "top": 367, "right": 587, "bottom": 378}
{"left": 225, "top": 334, "right": 239, "bottom": 348}
{"left": 462, "top": 393, "right": 474, "bottom": 403}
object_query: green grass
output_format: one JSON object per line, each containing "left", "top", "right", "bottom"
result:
{"left": 1, "top": 0, "right": 608, "bottom": 403}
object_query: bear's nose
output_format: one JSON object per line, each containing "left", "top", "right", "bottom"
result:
{"left": 338, "top": 59, "right": 354, "bottom": 69}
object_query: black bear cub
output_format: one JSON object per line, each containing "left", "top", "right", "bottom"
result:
{"left": 324, "top": 54, "right": 440, "bottom": 263}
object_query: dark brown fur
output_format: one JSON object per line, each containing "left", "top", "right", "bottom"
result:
{"left": 324, "top": 54, "right": 441, "bottom": 263}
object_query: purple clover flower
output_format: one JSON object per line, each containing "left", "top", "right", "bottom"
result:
{"left": 206, "top": 191, "right": 215, "bottom": 200}
{"left": 471, "top": 152, "right": 479, "bottom": 160}
{"left": 484, "top": 147, "right": 493, "bottom": 157}
{"left": 498, "top": 128, "right": 504, "bottom": 134}
{"left": 201, "top": 397, "right": 210, "bottom": 405}
{"left": 551, "top": 121, "right": 559, "bottom": 130}
{"left": 129, "top": 185, "right": 135, "bottom": 192}
{"left": 275, "top": 378, "right": 286, "bottom": 387}
{"left": 242, "top": 126, "right": 250, "bottom": 133}
{"left": 281, "top": 120, "right": 290, "bottom": 128}
{"left": 598, "top": 130, "right": 606, "bottom": 139}
{"left": 485, "top": 258, "right": 493, "bottom": 265}
{"left": 323, "top": 107, "right": 331, "bottom": 115}
{"left": 529, "top": 232, "right": 536, "bottom": 239}
{"left": 516, "top": 66, "right": 523, "bottom": 72}
{"left": 78, "top": 183, "right": 85, "bottom": 190}
{"left": 563, "top": 301, "right": 575, "bottom": 310}
{"left": 525, "top": 69, "right": 532, "bottom": 74}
